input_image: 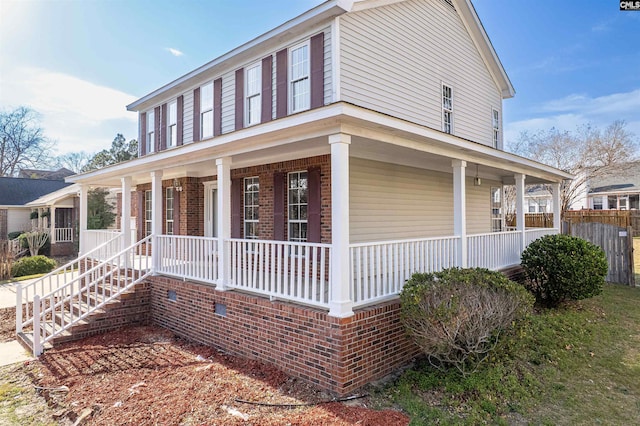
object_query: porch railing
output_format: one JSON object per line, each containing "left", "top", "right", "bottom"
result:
{"left": 228, "top": 239, "right": 331, "bottom": 308}
{"left": 155, "top": 235, "right": 219, "bottom": 284}
{"left": 525, "top": 227, "right": 559, "bottom": 246}
{"left": 349, "top": 236, "right": 460, "bottom": 308}
{"left": 467, "top": 230, "right": 522, "bottom": 270}
{"left": 83, "top": 229, "right": 121, "bottom": 255}
{"left": 54, "top": 228, "right": 73, "bottom": 243}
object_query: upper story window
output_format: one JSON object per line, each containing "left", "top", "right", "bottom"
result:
{"left": 288, "top": 171, "right": 308, "bottom": 242}
{"left": 290, "top": 42, "right": 310, "bottom": 113}
{"left": 492, "top": 108, "right": 500, "bottom": 148}
{"left": 200, "top": 82, "right": 214, "bottom": 139}
{"left": 146, "top": 112, "right": 155, "bottom": 153}
{"left": 166, "top": 187, "right": 174, "bottom": 235}
{"left": 246, "top": 63, "right": 262, "bottom": 126}
{"left": 442, "top": 84, "right": 453, "bottom": 134}
{"left": 168, "top": 100, "right": 178, "bottom": 147}
{"left": 244, "top": 177, "right": 259, "bottom": 239}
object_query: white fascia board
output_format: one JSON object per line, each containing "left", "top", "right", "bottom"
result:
{"left": 452, "top": 0, "right": 515, "bottom": 99}
{"left": 350, "top": 0, "right": 405, "bottom": 12}
{"left": 127, "top": 1, "right": 348, "bottom": 112}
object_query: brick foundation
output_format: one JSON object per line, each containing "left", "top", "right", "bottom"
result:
{"left": 50, "top": 241, "right": 77, "bottom": 257}
{"left": 149, "top": 276, "right": 419, "bottom": 395}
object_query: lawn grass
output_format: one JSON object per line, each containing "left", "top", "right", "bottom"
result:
{"left": 373, "top": 283, "right": 640, "bottom": 425}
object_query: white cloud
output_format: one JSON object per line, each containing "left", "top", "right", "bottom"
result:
{"left": 506, "top": 89, "right": 640, "bottom": 145}
{"left": 165, "top": 47, "right": 184, "bottom": 57}
{"left": 0, "top": 67, "right": 138, "bottom": 155}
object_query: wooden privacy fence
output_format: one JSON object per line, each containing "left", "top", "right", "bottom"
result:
{"left": 507, "top": 210, "right": 640, "bottom": 235}
{"left": 567, "top": 222, "right": 635, "bottom": 286}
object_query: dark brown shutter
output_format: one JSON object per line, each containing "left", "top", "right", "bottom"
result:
{"left": 140, "top": 112, "right": 147, "bottom": 156}
{"left": 273, "top": 172, "right": 285, "bottom": 240}
{"left": 154, "top": 106, "right": 161, "bottom": 152}
{"left": 235, "top": 68, "right": 244, "bottom": 131}
{"left": 276, "top": 49, "right": 288, "bottom": 119}
{"left": 173, "top": 189, "right": 181, "bottom": 235}
{"left": 177, "top": 95, "right": 184, "bottom": 146}
{"left": 310, "top": 32, "right": 325, "bottom": 109}
{"left": 261, "top": 55, "right": 273, "bottom": 123}
{"left": 160, "top": 103, "right": 167, "bottom": 150}
{"left": 137, "top": 190, "right": 144, "bottom": 241}
{"left": 231, "top": 178, "right": 242, "bottom": 238}
{"left": 193, "top": 87, "right": 200, "bottom": 142}
{"left": 214, "top": 78, "right": 222, "bottom": 136}
{"left": 307, "top": 167, "right": 322, "bottom": 243}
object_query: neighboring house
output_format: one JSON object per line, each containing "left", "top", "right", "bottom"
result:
{"left": 0, "top": 176, "right": 72, "bottom": 241}
{"left": 525, "top": 186, "right": 552, "bottom": 213}
{"left": 18, "top": 168, "right": 75, "bottom": 181}
{"left": 22, "top": 0, "right": 570, "bottom": 395}
{"left": 570, "top": 161, "right": 640, "bottom": 210}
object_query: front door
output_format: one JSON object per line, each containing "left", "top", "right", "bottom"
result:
{"left": 204, "top": 182, "right": 217, "bottom": 237}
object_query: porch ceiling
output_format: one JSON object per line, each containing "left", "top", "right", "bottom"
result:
{"left": 67, "top": 102, "right": 571, "bottom": 188}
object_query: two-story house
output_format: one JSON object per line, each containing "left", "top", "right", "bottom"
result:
{"left": 19, "top": 0, "right": 571, "bottom": 395}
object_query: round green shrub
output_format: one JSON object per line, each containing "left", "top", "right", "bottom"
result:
{"left": 400, "top": 268, "right": 534, "bottom": 375}
{"left": 520, "top": 234, "right": 608, "bottom": 307}
{"left": 11, "top": 255, "right": 57, "bottom": 278}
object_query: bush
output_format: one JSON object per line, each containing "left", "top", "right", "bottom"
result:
{"left": 11, "top": 255, "right": 57, "bottom": 278}
{"left": 521, "top": 234, "right": 607, "bottom": 307}
{"left": 400, "top": 268, "right": 534, "bottom": 375}
{"left": 7, "top": 231, "right": 23, "bottom": 240}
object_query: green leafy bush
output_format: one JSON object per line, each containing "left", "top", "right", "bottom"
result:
{"left": 400, "top": 268, "right": 534, "bottom": 375}
{"left": 11, "top": 255, "right": 57, "bottom": 277}
{"left": 7, "top": 231, "right": 23, "bottom": 240}
{"left": 521, "top": 234, "right": 607, "bottom": 307}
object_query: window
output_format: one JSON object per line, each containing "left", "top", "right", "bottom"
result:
{"left": 288, "top": 171, "right": 308, "bottom": 242}
{"left": 491, "top": 187, "right": 503, "bottom": 232}
{"left": 245, "top": 63, "right": 261, "bottom": 126}
{"left": 166, "top": 187, "right": 174, "bottom": 235}
{"left": 608, "top": 195, "right": 617, "bottom": 209}
{"left": 528, "top": 205, "right": 536, "bottom": 213}
{"left": 168, "top": 100, "right": 177, "bottom": 147}
{"left": 244, "top": 177, "right": 259, "bottom": 239}
{"left": 593, "top": 196, "right": 603, "bottom": 210}
{"left": 619, "top": 196, "right": 628, "bottom": 210}
{"left": 200, "top": 82, "right": 214, "bottom": 139}
{"left": 538, "top": 199, "right": 547, "bottom": 212}
{"left": 492, "top": 108, "right": 500, "bottom": 147}
{"left": 442, "top": 84, "right": 453, "bottom": 134}
{"left": 144, "top": 190, "right": 152, "bottom": 236}
{"left": 146, "top": 112, "right": 155, "bottom": 153}
{"left": 290, "top": 43, "right": 310, "bottom": 113}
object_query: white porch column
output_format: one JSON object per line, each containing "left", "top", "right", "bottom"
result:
{"left": 79, "top": 184, "right": 88, "bottom": 255}
{"left": 121, "top": 176, "right": 132, "bottom": 249}
{"left": 50, "top": 206, "right": 57, "bottom": 244}
{"left": 515, "top": 173, "right": 526, "bottom": 251}
{"left": 216, "top": 157, "right": 232, "bottom": 291}
{"left": 452, "top": 160, "right": 467, "bottom": 268}
{"left": 551, "top": 182, "right": 561, "bottom": 231}
{"left": 329, "top": 133, "right": 353, "bottom": 318}
{"left": 151, "top": 171, "right": 163, "bottom": 273}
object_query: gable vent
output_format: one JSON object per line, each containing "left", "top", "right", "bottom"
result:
{"left": 442, "top": 0, "right": 456, "bottom": 10}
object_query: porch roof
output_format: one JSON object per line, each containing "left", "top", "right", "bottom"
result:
{"left": 26, "top": 183, "right": 79, "bottom": 208}
{"left": 66, "top": 103, "right": 572, "bottom": 188}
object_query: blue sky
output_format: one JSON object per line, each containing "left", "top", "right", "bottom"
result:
{"left": 1, "top": 0, "right": 639, "bottom": 156}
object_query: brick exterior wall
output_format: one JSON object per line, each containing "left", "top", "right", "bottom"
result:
{"left": 149, "top": 276, "right": 419, "bottom": 395}
{"left": 50, "top": 241, "right": 76, "bottom": 257}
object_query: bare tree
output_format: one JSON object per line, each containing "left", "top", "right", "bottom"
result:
{"left": 56, "top": 151, "right": 93, "bottom": 173}
{"left": 0, "top": 107, "right": 54, "bottom": 176}
{"left": 506, "top": 121, "right": 639, "bottom": 215}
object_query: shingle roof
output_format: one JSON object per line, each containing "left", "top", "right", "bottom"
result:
{"left": 588, "top": 162, "right": 640, "bottom": 194}
{"left": 0, "top": 177, "right": 72, "bottom": 206}
{"left": 18, "top": 168, "right": 75, "bottom": 180}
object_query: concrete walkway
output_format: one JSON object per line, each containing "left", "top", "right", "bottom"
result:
{"left": 0, "top": 271, "right": 79, "bottom": 309}
{"left": 0, "top": 340, "right": 33, "bottom": 366}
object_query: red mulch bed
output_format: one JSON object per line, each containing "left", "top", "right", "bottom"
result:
{"left": 0, "top": 306, "right": 16, "bottom": 342}
{"left": 34, "top": 325, "right": 409, "bottom": 425}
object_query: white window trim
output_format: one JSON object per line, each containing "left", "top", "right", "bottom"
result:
{"left": 492, "top": 107, "right": 500, "bottom": 149}
{"left": 168, "top": 100, "right": 178, "bottom": 148}
{"left": 441, "top": 82, "right": 454, "bottom": 135}
{"left": 166, "top": 187, "right": 174, "bottom": 235}
{"left": 287, "top": 170, "right": 308, "bottom": 243}
{"left": 146, "top": 111, "right": 155, "bottom": 153}
{"left": 200, "top": 81, "right": 214, "bottom": 140}
{"left": 245, "top": 62, "right": 262, "bottom": 127}
{"left": 144, "top": 190, "right": 152, "bottom": 236}
{"left": 289, "top": 41, "right": 311, "bottom": 114}
{"left": 243, "top": 176, "right": 259, "bottom": 239}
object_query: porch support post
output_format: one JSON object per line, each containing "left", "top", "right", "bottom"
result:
{"left": 216, "top": 157, "right": 232, "bottom": 291}
{"left": 452, "top": 160, "right": 467, "bottom": 268}
{"left": 151, "top": 170, "right": 163, "bottom": 273}
{"left": 515, "top": 173, "right": 526, "bottom": 252}
{"left": 551, "top": 182, "right": 561, "bottom": 232}
{"left": 79, "top": 184, "right": 88, "bottom": 255}
{"left": 50, "top": 206, "right": 57, "bottom": 244}
{"left": 121, "top": 176, "right": 132, "bottom": 249}
{"left": 329, "top": 133, "right": 353, "bottom": 318}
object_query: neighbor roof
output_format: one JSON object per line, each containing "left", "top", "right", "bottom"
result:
{"left": 0, "top": 177, "right": 72, "bottom": 206}
{"left": 589, "top": 162, "right": 640, "bottom": 195}
{"left": 18, "top": 168, "right": 75, "bottom": 180}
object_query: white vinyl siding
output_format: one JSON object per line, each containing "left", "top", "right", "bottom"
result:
{"left": 350, "top": 158, "right": 499, "bottom": 242}
{"left": 221, "top": 70, "right": 235, "bottom": 134}
{"left": 182, "top": 90, "right": 194, "bottom": 144}
{"left": 7, "top": 209, "right": 31, "bottom": 234}
{"left": 339, "top": 0, "right": 502, "bottom": 147}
